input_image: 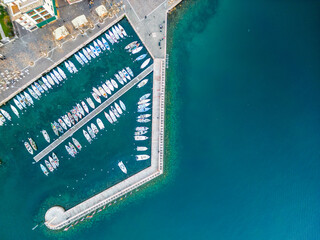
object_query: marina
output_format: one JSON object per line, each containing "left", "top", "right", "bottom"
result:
{"left": 33, "top": 64, "right": 153, "bottom": 163}
{"left": 0, "top": 0, "right": 181, "bottom": 233}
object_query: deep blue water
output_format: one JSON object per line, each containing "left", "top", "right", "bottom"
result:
{"left": 1, "top": 0, "right": 320, "bottom": 239}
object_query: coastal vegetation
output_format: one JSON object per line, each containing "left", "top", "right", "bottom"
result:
{"left": 0, "top": 6, "right": 14, "bottom": 40}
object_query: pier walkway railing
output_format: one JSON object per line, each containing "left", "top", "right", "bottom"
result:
{"left": 34, "top": 64, "right": 153, "bottom": 163}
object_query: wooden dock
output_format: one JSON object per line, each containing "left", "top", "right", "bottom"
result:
{"left": 34, "top": 64, "right": 153, "bottom": 163}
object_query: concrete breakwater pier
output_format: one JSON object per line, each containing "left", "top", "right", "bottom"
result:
{"left": 43, "top": 0, "right": 184, "bottom": 229}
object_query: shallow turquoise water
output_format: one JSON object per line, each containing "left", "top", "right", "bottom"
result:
{"left": 2, "top": 0, "right": 320, "bottom": 239}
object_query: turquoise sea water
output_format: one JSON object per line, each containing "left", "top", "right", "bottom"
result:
{"left": 1, "top": 0, "right": 320, "bottom": 239}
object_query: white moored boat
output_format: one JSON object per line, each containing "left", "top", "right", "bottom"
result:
{"left": 132, "top": 46, "right": 143, "bottom": 54}
{"left": 57, "top": 67, "right": 67, "bottom": 79}
{"left": 140, "top": 58, "right": 151, "bottom": 69}
{"left": 65, "top": 61, "right": 73, "bottom": 73}
{"left": 81, "top": 101, "right": 89, "bottom": 113}
{"left": 10, "top": 105, "right": 19, "bottom": 118}
{"left": 82, "top": 48, "right": 91, "bottom": 61}
{"left": 97, "top": 118, "right": 105, "bottom": 129}
{"left": 118, "top": 24, "right": 127, "bottom": 37}
{"left": 87, "top": 47, "right": 96, "bottom": 58}
{"left": 92, "top": 87, "right": 101, "bottom": 96}
{"left": 49, "top": 156, "right": 57, "bottom": 169}
{"left": 97, "top": 39, "right": 105, "bottom": 51}
{"left": 104, "top": 111, "right": 113, "bottom": 124}
{"left": 105, "top": 33, "right": 114, "bottom": 44}
{"left": 53, "top": 70, "right": 63, "bottom": 82}
{"left": 135, "top": 136, "right": 148, "bottom": 141}
{"left": 140, "top": 93, "right": 151, "bottom": 101}
{"left": 83, "top": 130, "right": 92, "bottom": 143}
{"left": 79, "top": 52, "right": 88, "bottom": 64}
{"left": 137, "top": 79, "right": 148, "bottom": 88}
{"left": 114, "top": 102, "right": 122, "bottom": 115}
{"left": 111, "top": 79, "right": 118, "bottom": 89}
{"left": 98, "top": 86, "right": 108, "bottom": 98}
{"left": 102, "top": 84, "right": 111, "bottom": 95}
{"left": 118, "top": 161, "right": 127, "bottom": 174}
{"left": 40, "top": 164, "right": 49, "bottom": 176}
{"left": 126, "top": 67, "right": 134, "bottom": 77}
{"left": 136, "top": 154, "right": 150, "bottom": 161}
{"left": 109, "top": 110, "right": 117, "bottom": 122}
{"left": 46, "top": 75, "right": 55, "bottom": 86}
{"left": 1, "top": 109, "right": 11, "bottom": 121}
{"left": 106, "top": 80, "right": 114, "bottom": 91}
{"left": 138, "top": 99, "right": 151, "bottom": 105}
{"left": 86, "top": 97, "right": 95, "bottom": 109}
{"left": 75, "top": 54, "right": 84, "bottom": 66}
{"left": 72, "top": 137, "right": 82, "bottom": 150}
{"left": 92, "top": 92, "right": 101, "bottom": 103}
{"left": 137, "top": 146, "right": 148, "bottom": 151}
{"left": 119, "top": 100, "right": 126, "bottom": 111}
{"left": 42, "top": 130, "right": 50, "bottom": 143}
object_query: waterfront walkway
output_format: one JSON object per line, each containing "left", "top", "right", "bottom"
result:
{"left": 34, "top": 64, "right": 153, "bottom": 162}
{"left": 45, "top": 59, "right": 165, "bottom": 229}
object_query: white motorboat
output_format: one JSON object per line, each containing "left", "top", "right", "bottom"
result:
{"left": 109, "top": 110, "right": 117, "bottom": 122}
{"left": 81, "top": 101, "right": 89, "bottom": 113}
{"left": 118, "top": 24, "right": 127, "bottom": 37}
{"left": 137, "top": 79, "right": 148, "bottom": 88}
{"left": 57, "top": 67, "right": 67, "bottom": 79}
{"left": 72, "top": 137, "right": 82, "bottom": 150}
{"left": 136, "top": 154, "right": 150, "bottom": 161}
{"left": 140, "top": 93, "right": 151, "bottom": 101}
{"left": 97, "top": 118, "right": 105, "bottom": 129}
{"left": 10, "top": 105, "right": 19, "bottom": 118}
{"left": 42, "top": 76, "right": 52, "bottom": 89}
{"left": 87, "top": 47, "right": 96, "bottom": 58}
{"left": 79, "top": 52, "right": 88, "bottom": 64}
{"left": 105, "top": 33, "right": 114, "bottom": 44}
{"left": 102, "top": 84, "right": 111, "bottom": 95}
{"left": 62, "top": 115, "right": 72, "bottom": 128}
{"left": 82, "top": 48, "right": 91, "bottom": 61}
{"left": 106, "top": 80, "right": 114, "bottom": 91}
{"left": 1, "top": 109, "right": 11, "bottom": 121}
{"left": 92, "top": 87, "right": 101, "bottom": 96}
{"left": 126, "top": 67, "right": 134, "bottom": 77}
{"left": 137, "top": 146, "right": 148, "bottom": 151}
{"left": 114, "top": 102, "right": 123, "bottom": 115}
{"left": 24, "top": 92, "right": 34, "bottom": 105}
{"left": 97, "top": 39, "right": 106, "bottom": 51}
{"left": 115, "top": 74, "right": 124, "bottom": 85}
{"left": 86, "top": 97, "right": 95, "bottom": 109}
{"left": 119, "top": 100, "right": 126, "bottom": 111}
{"left": 77, "top": 103, "right": 85, "bottom": 116}
{"left": 99, "top": 86, "right": 108, "bottom": 98}
{"left": 46, "top": 75, "right": 55, "bottom": 86}
{"left": 83, "top": 130, "right": 92, "bottom": 143}
{"left": 41, "top": 130, "right": 50, "bottom": 143}
{"left": 135, "top": 136, "right": 148, "bottom": 141}
{"left": 92, "top": 92, "right": 101, "bottom": 103}
{"left": 104, "top": 111, "right": 113, "bottom": 124}
{"left": 132, "top": 46, "right": 143, "bottom": 54}
{"left": 118, "top": 161, "right": 127, "bottom": 174}
{"left": 140, "top": 58, "right": 151, "bottom": 69}
{"left": 111, "top": 106, "right": 120, "bottom": 118}
{"left": 65, "top": 61, "right": 73, "bottom": 73}
{"left": 53, "top": 69, "right": 63, "bottom": 82}
{"left": 75, "top": 54, "right": 84, "bottom": 66}
{"left": 138, "top": 99, "right": 151, "bottom": 105}
{"left": 111, "top": 79, "right": 118, "bottom": 89}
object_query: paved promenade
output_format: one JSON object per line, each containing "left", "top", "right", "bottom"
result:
{"left": 45, "top": 59, "right": 164, "bottom": 229}
{"left": 34, "top": 64, "right": 153, "bottom": 162}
